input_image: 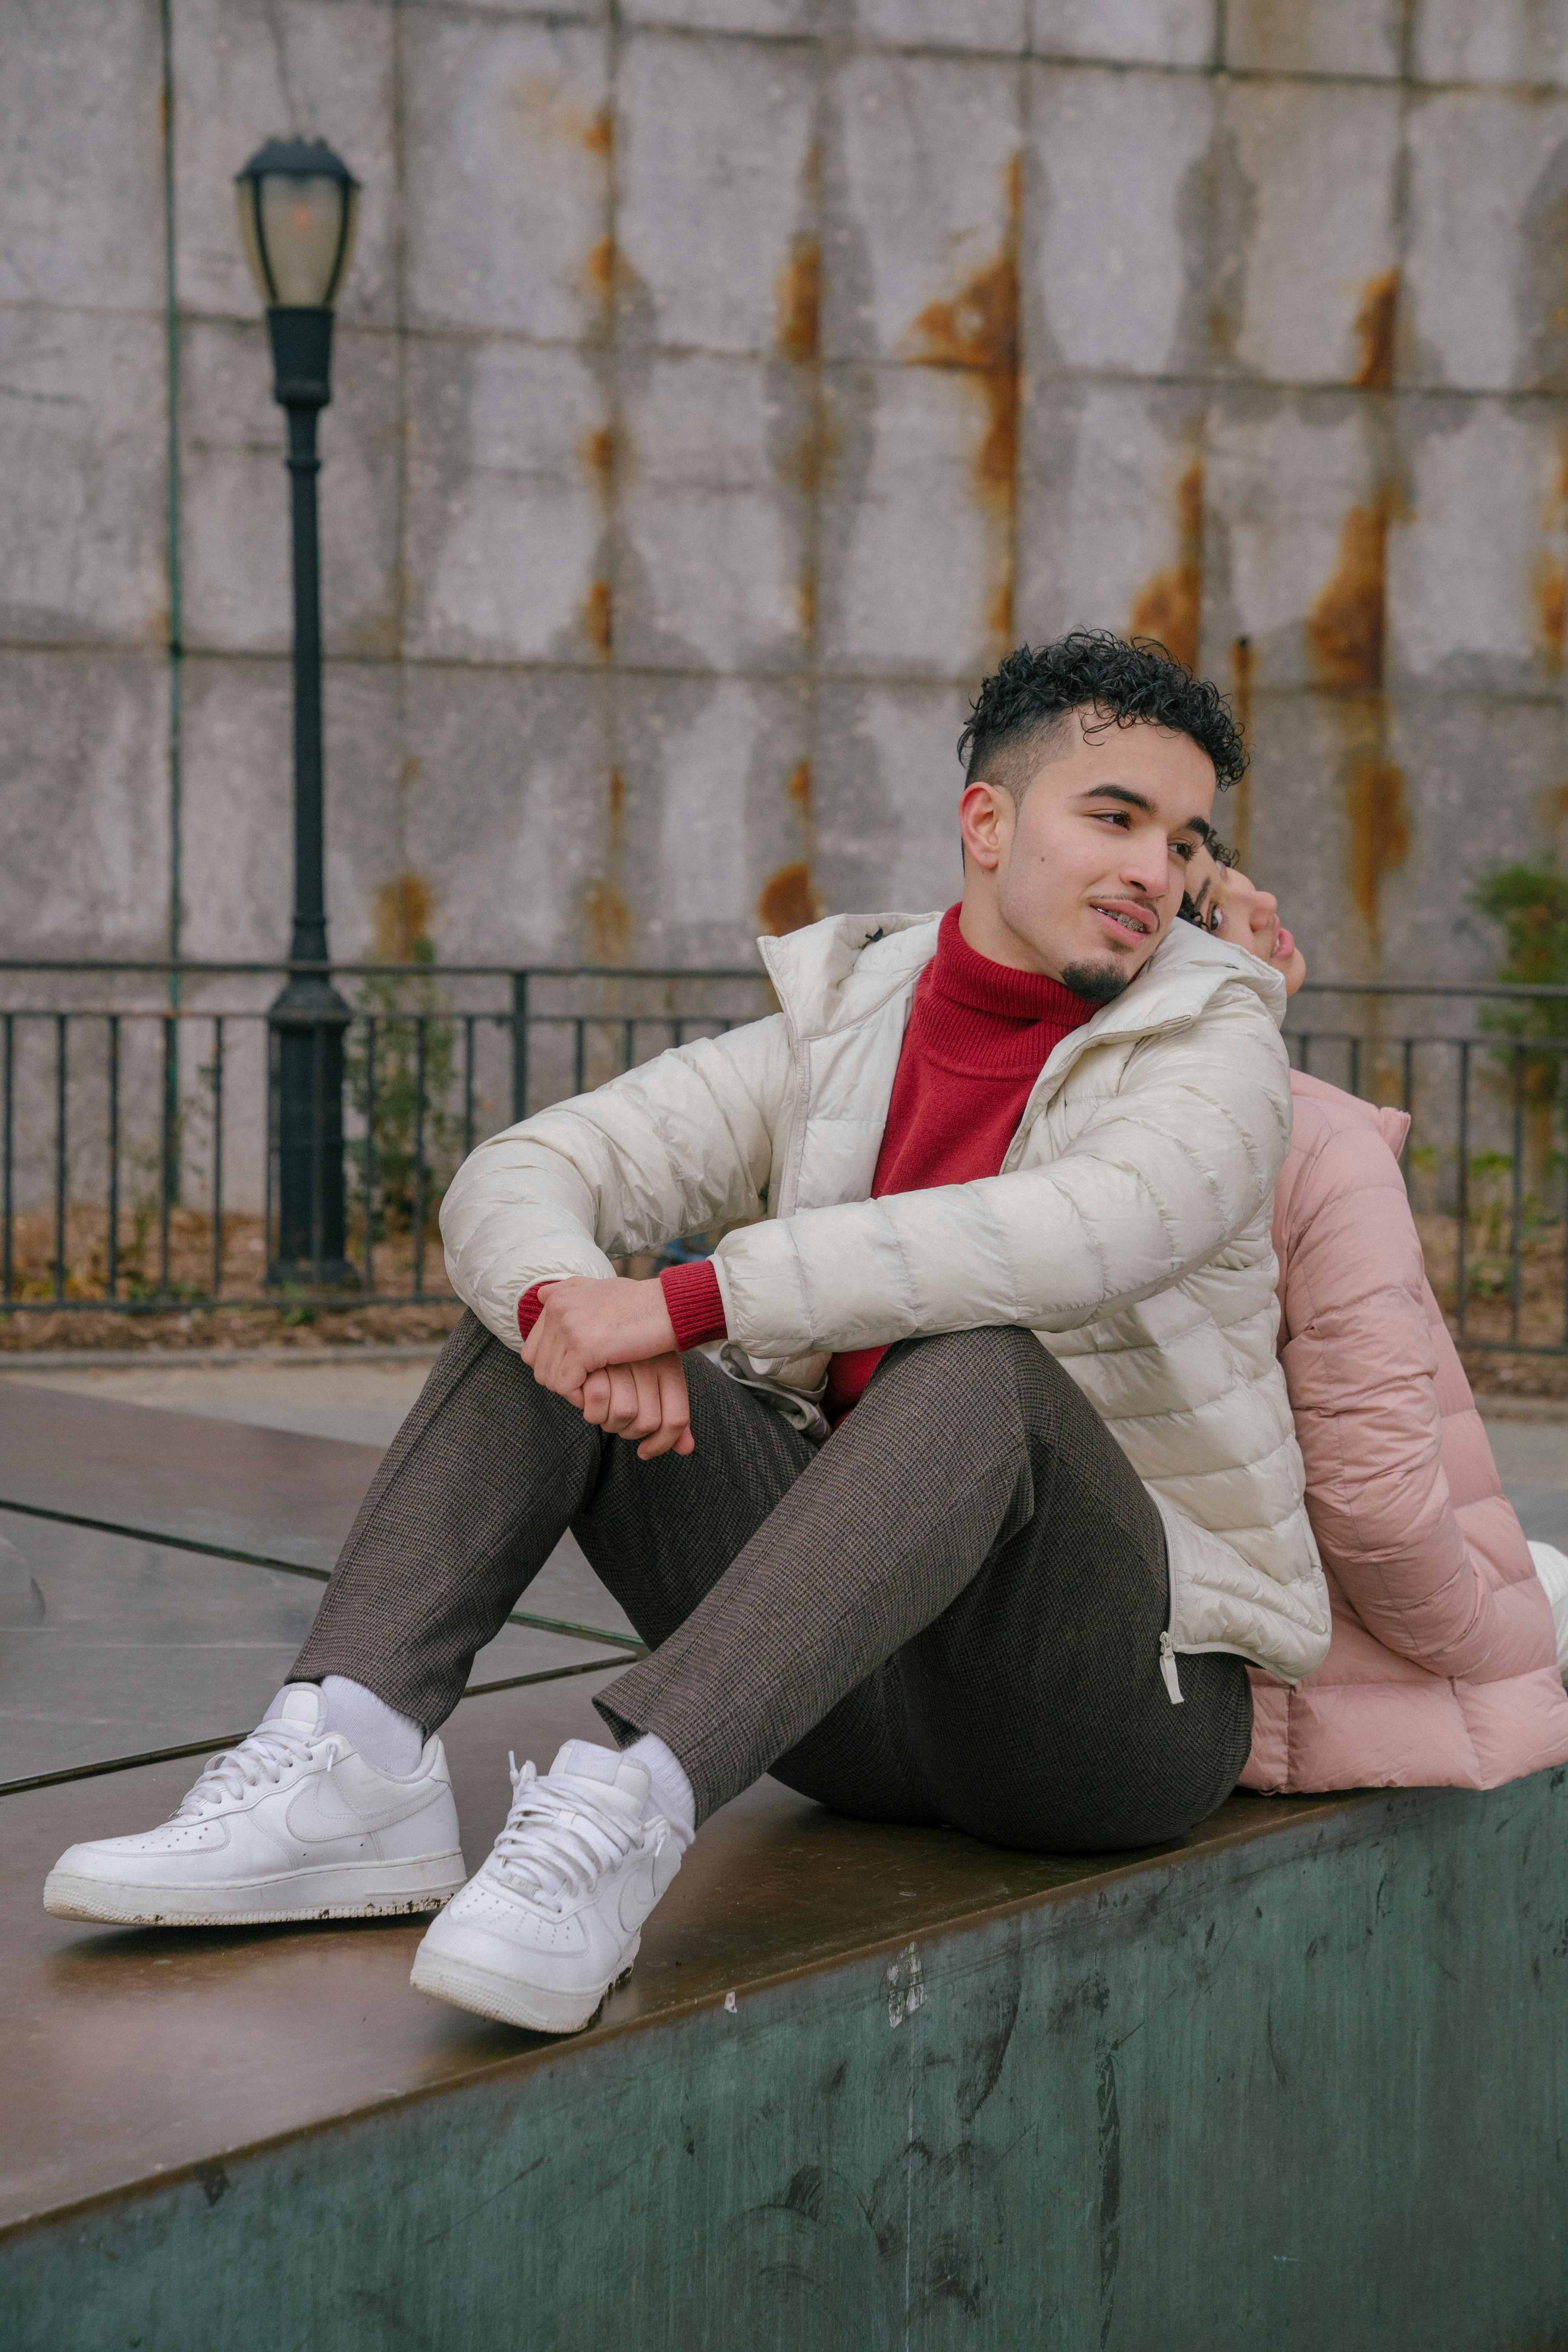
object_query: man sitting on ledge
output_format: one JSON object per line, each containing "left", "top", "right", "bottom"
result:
{"left": 46, "top": 631, "right": 1331, "bottom": 2038}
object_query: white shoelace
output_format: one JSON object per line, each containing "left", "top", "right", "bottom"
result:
{"left": 173, "top": 1722, "right": 332, "bottom": 1819}
{"left": 491, "top": 1755, "right": 659, "bottom": 1905}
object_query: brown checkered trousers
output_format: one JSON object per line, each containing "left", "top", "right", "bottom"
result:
{"left": 291, "top": 1314, "right": 1252, "bottom": 1850}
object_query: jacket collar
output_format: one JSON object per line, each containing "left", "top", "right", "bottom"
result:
{"left": 757, "top": 906, "right": 1287, "bottom": 1054}
{"left": 757, "top": 911, "right": 943, "bottom": 1043}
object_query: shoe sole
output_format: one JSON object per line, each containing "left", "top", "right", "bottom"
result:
{"left": 409, "top": 1938, "right": 640, "bottom": 2035}
{"left": 42, "top": 1853, "right": 468, "bottom": 1929}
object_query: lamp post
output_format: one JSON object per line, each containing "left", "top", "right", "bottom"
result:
{"left": 235, "top": 136, "right": 360, "bottom": 1287}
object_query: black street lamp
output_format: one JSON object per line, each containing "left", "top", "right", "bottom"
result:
{"left": 235, "top": 136, "right": 361, "bottom": 1287}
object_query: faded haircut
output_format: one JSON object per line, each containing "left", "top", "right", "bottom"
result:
{"left": 958, "top": 630, "right": 1248, "bottom": 802}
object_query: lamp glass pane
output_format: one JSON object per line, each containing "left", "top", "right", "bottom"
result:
{"left": 332, "top": 185, "right": 361, "bottom": 306}
{"left": 257, "top": 173, "right": 348, "bottom": 306}
{"left": 234, "top": 181, "right": 274, "bottom": 303}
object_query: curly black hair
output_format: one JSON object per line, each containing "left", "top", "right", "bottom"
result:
{"left": 957, "top": 630, "right": 1248, "bottom": 797}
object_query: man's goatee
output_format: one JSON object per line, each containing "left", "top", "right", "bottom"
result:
{"left": 1060, "top": 959, "right": 1134, "bottom": 1005}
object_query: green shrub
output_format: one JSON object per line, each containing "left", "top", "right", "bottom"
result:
{"left": 1471, "top": 862, "right": 1568, "bottom": 1188}
{"left": 344, "top": 936, "right": 464, "bottom": 1243}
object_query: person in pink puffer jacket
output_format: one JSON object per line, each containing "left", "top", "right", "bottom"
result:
{"left": 1183, "top": 839, "right": 1568, "bottom": 1793}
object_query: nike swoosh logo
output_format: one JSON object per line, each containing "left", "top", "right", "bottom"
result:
{"left": 617, "top": 1853, "right": 665, "bottom": 1935}
{"left": 285, "top": 1776, "right": 445, "bottom": 1845}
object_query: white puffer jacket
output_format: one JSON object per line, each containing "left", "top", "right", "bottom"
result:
{"left": 442, "top": 910, "right": 1329, "bottom": 1686}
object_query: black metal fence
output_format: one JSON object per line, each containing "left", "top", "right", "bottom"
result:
{"left": 1, "top": 959, "right": 1564, "bottom": 1353}
{"left": 1287, "top": 981, "right": 1568, "bottom": 1354}
{"left": 0, "top": 960, "right": 772, "bottom": 1316}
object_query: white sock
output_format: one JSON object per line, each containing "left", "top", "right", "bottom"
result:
{"left": 623, "top": 1731, "right": 697, "bottom": 1853}
{"left": 318, "top": 1675, "right": 425, "bottom": 1777}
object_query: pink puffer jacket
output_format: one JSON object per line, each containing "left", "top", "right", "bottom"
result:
{"left": 1242, "top": 1071, "right": 1568, "bottom": 1793}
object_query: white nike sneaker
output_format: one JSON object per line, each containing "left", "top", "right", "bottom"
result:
{"left": 43, "top": 1684, "right": 466, "bottom": 1927}
{"left": 410, "top": 1739, "right": 681, "bottom": 2035}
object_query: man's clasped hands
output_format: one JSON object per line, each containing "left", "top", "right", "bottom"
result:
{"left": 521, "top": 1277, "right": 695, "bottom": 1460}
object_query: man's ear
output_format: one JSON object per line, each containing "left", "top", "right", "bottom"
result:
{"left": 958, "top": 780, "right": 1010, "bottom": 872}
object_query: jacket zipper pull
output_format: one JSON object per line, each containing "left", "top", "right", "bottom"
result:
{"left": 1159, "top": 1632, "right": 1184, "bottom": 1706}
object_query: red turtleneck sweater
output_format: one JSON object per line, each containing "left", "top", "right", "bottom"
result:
{"left": 519, "top": 906, "right": 1098, "bottom": 1424}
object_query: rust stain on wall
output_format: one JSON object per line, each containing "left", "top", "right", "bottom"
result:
{"left": 1229, "top": 634, "right": 1254, "bottom": 748}
{"left": 583, "top": 579, "right": 612, "bottom": 659}
{"left": 1552, "top": 430, "right": 1568, "bottom": 523}
{"left": 339, "top": 612, "right": 401, "bottom": 661}
{"left": 909, "top": 233, "right": 1017, "bottom": 386}
{"left": 579, "top": 426, "right": 614, "bottom": 489}
{"left": 1346, "top": 757, "right": 1410, "bottom": 932}
{"left": 907, "top": 234, "right": 1019, "bottom": 504}
{"left": 757, "top": 767, "right": 818, "bottom": 937}
{"left": 582, "top": 880, "right": 633, "bottom": 962}
{"left": 510, "top": 74, "right": 610, "bottom": 159}
{"left": 1129, "top": 460, "right": 1204, "bottom": 673}
{"left": 582, "top": 769, "right": 633, "bottom": 962}
{"left": 906, "top": 154, "right": 1021, "bottom": 647}
{"left": 775, "top": 143, "right": 823, "bottom": 650}
{"left": 1541, "top": 781, "right": 1568, "bottom": 860}
{"left": 757, "top": 860, "right": 820, "bottom": 937}
{"left": 1308, "top": 494, "right": 1396, "bottom": 692}
{"left": 1307, "top": 488, "right": 1415, "bottom": 947}
{"left": 1533, "top": 550, "right": 1566, "bottom": 670}
{"left": 795, "top": 574, "right": 815, "bottom": 637}
{"left": 1533, "top": 430, "right": 1568, "bottom": 672}
{"left": 373, "top": 871, "right": 436, "bottom": 961}
{"left": 1350, "top": 269, "right": 1399, "bottom": 392}
{"left": 776, "top": 236, "right": 820, "bottom": 364}
{"left": 780, "top": 408, "right": 837, "bottom": 497}
{"left": 585, "top": 236, "right": 614, "bottom": 304}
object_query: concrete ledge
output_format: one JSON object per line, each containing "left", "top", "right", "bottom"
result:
{"left": 8, "top": 1717, "right": 1567, "bottom": 2348}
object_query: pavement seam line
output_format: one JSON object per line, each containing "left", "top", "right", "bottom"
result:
{"left": 0, "top": 1657, "right": 633, "bottom": 1800}
{"left": 0, "top": 1494, "right": 645, "bottom": 1653}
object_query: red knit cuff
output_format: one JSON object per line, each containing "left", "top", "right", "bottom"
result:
{"left": 517, "top": 1282, "right": 552, "bottom": 1342}
{"left": 659, "top": 1259, "right": 727, "bottom": 1350}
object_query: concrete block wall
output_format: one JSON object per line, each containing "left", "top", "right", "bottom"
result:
{"left": 6, "top": 0, "right": 1568, "bottom": 997}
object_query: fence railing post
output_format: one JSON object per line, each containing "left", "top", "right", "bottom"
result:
{"left": 53, "top": 1014, "right": 68, "bottom": 1302}
{"left": 412, "top": 1018, "right": 428, "bottom": 1298}
{"left": 1456, "top": 1040, "right": 1470, "bottom": 1346}
{"left": 362, "top": 1015, "right": 377, "bottom": 1295}
{"left": 210, "top": 1016, "right": 224, "bottom": 1300}
{"left": 1510, "top": 1044, "right": 1525, "bottom": 1346}
{"left": 105, "top": 1014, "right": 120, "bottom": 1301}
{"left": 2, "top": 1014, "right": 11, "bottom": 1306}
{"left": 510, "top": 972, "right": 529, "bottom": 1126}
{"left": 160, "top": 1014, "right": 175, "bottom": 1297}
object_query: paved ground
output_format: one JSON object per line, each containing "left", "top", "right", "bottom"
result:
{"left": 11, "top": 1347, "right": 1566, "bottom": 1547}
{"left": 7, "top": 1353, "right": 438, "bottom": 1450}
{"left": 0, "top": 1359, "right": 640, "bottom": 1794}
{"left": 1477, "top": 1412, "right": 1568, "bottom": 1553}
